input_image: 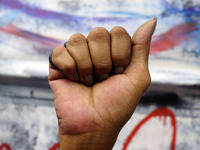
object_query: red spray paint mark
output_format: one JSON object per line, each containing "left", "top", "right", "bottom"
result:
{"left": 155, "top": 22, "right": 196, "bottom": 38}
{"left": 150, "top": 22, "right": 196, "bottom": 54}
{"left": 49, "top": 143, "right": 60, "bottom": 150}
{"left": 0, "top": 25, "right": 63, "bottom": 48}
{"left": 0, "top": 143, "right": 11, "bottom": 150}
{"left": 122, "top": 107, "right": 176, "bottom": 150}
{"left": 150, "top": 35, "right": 188, "bottom": 54}
{"left": 0, "top": 22, "right": 196, "bottom": 55}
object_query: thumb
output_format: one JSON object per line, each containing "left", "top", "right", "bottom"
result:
{"left": 130, "top": 18, "right": 157, "bottom": 68}
{"left": 124, "top": 18, "right": 157, "bottom": 93}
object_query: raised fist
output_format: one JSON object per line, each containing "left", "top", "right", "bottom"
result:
{"left": 49, "top": 18, "right": 156, "bottom": 150}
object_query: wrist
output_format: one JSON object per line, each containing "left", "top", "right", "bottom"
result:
{"left": 59, "top": 128, "right": 119, "bottom": 150}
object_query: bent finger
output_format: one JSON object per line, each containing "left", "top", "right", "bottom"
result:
{"left": 110, "top": 26, "right": 131, "bottom": 74}
{"left": 67, "top": 33, "right": 94, "bottom": 86}
{"left": 50, "top": 46, "right": 79, "bottom": 81}
{"left": 87, "top": 27, "right": 112, "bottom": 81}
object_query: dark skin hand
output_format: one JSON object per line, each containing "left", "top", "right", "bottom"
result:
{"left": 49, "top": 18, "right": 157, "bottom": 150}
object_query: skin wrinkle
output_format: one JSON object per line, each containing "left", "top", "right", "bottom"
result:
{"left": 126, "top": 73, "right": 146, "bottom": 95}
{"left": 92, "top": 92, "right": 108, "bottom": 127}
{"left": 58, "top": 100, "right": 91, "bottom": 134}
{"left": 119, "top": 75, "right": 136, "bottom": 109}
{"left": 112, "top": 75, "right": 138, "bottom": 123}
{"left": 108, "top": 95, "right": 124, "bottom": 130}
{"left": 87, "top": 88, "right": 100, "bottom": 131}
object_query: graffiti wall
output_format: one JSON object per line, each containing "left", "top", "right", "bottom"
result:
{"left": 0, "top": 83, "right": 200, "bottom": 150}
{"left": 0, "top": 0, "right": 200, "bottom": 83}
{"left": 0, "top": 0, "right": 200, "bottom": 150}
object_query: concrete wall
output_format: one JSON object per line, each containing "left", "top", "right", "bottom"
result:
{"left": 0, "top": 80, "right": 199, "bottom": 150}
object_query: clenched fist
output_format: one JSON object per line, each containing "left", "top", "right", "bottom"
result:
{"left": 49, "top": 18, "right": 157, "bottom": 150}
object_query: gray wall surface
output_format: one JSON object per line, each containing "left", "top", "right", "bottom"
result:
{"left": 0, "top": 77, "right": 199, "bottom": 150}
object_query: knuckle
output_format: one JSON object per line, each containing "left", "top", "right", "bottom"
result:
{"left": 78, "top": 64, "right": 93, "bottom": 74}
{"left": 62, "top": 62, "right": 76, "bottom": 74}
{"left": 95, "top": 61, "right": 112, "bottom": 73}
{"left": 53, "top": 46, "right": 65, "bottom": 58}
{"left": 68, "top": 33, "right": 86, "bottom": 46}
{"left": 132, "top": 44, "right": 145, "bottom": 51}
{"left": 88, "top": 27, "right": 110, "bottom": 40}
{"left": 110, "top": 26, "right": 128, "bottom": 37}
{"left": 112, "top": 54, "right": 127, "bottom": 62}
{"left": 112, "top": 50, "right": 131, "bottom": 66}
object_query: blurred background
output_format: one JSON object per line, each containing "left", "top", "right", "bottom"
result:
{"left": 0, "top": 0, "right": 200, "bottom": 149}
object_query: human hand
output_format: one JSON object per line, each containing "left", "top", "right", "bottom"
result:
{"left": 48, "top": 18, "right": 157, "bottom": 150}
